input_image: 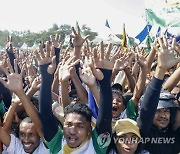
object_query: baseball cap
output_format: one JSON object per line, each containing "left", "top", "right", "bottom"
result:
{"left": 112, "top": 83, "right": 123, "bottom": 92}
{"left": 114, "top": 119, "right": 141, "bottom": 138}
{"left": 139, "top": 90, "right": 178, "bottom": 110}
{"left": 157, "top": 90, "right": 179, "bottom": 109}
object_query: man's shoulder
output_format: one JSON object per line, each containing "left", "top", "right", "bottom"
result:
{"left": 33, "top": 140, "right": 50, "bottom": 154}
{"left": 6, "top": 134, "right": 25, "bottom": 153}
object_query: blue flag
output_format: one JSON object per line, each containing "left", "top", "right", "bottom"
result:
{"left": 176, "top": 35, "right": 180, "bottom": 43}
{"left": 88, "top": 89, "right": 99, "bottom": 119}
{"left": 156, "top": 26, "right": 161, "bottom": 38}
{"left": 135, "top": 25, "right": 152, "bottom": 44}
{"left": 166, "top": 31, "right": 172, "bottom": 37}
{"left": 105, "top": 19, "right": 110, "bottom": 28}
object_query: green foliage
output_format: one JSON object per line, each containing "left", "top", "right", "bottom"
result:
{"left": 81, "top": 24, "right": 98, "bottom": 41}
{"left": 0, "top": 24, "right": 138, "bottom": 49}
{"left": 0, "top": 24, "right": 99, "bottom": 48}
{"left": 0, "top": 30, "right": 9, "bottom": 47}
{"left": 0, "top": 23, "right": 72, "bottom": 48}
{"left": 59, "top": 24, "right": 72, "bottom": 40}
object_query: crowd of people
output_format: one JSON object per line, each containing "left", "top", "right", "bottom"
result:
{"left": 0, "top": 25, "right": 179, "bottom": 154}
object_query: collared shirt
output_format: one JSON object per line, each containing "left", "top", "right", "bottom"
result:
{"left": 5, "top": 134, "right": 50, "bottom": 154}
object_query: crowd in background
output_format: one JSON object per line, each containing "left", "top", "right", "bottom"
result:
{"left": 0, "top": 25, "right": 180, "bottom": 154}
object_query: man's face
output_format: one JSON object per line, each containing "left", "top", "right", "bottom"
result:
{"left": 112, "top": 92, "right": 125, "bottom": 118}
{"left": 63, "top": 113, "right": 91, "bottom": 148}
{"left": 153, "top": 108, "right": 170, "bottom": 129}
{"left": 19, "top": 122, "right": 40, "bottom": 153}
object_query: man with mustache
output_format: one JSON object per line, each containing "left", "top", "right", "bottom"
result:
{"left": 137, "top": 36, "right": 180, "bottom": 154}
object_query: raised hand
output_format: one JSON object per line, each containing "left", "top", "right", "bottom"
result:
{"left": 5, "top": 35, "right": 13, "bottom": 52}
{"left": 83, "top": 52, "right": 104, "bottom": 80}
{"left": 79, "top": 57, "right": 96, "bottom": 86}
{"left": 135, "top": 49, "right": 148, "bottom": 68}
{"left": 154, "top": 36, "right": 180, "bottom": 71}
{"left": 0, "top": 59, "right": 25, "bottom": 94}
{"left": 0, "top": 56, "right": 8, "bottom": 71}
{"left": 93, "top": 41, "right": 119, "bottom": 70}
{"left": 71, "top": 25, "right": 89, "bottom": 48}
{"left": 34, "top": 41, "right": 56, "bottom": 74}
{"left": 58, "top": 56, "right": 80, "bottom": 82}
{"left": 31, "top": 76, "right": 41, "bottom": 90}
{"left": 113, "top": 52, "right": 129, "bottom": 71}
{"left": 82, "top": 40, "right": 94, "bottom": 58}
{"left": 60, "top": 46, "right": 72, "bottom": 60}
{"left": 50, "top": 34, "right": 64, "bottom": 49}
{"left": 25, "top": 55, "right": 36, "bottom": 77}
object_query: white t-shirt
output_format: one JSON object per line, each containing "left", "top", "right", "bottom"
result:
{"left": 6, "top": 134, "right": 50, "bottom": 154}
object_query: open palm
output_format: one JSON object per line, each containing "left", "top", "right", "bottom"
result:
{"left": 0, "top": 59, "right": 24, "bottom": 94}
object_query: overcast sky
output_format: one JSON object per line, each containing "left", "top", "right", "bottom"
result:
{"left": 1, "top": 0, "right": 178, "bottom": 39}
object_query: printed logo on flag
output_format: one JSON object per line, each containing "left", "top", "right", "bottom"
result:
{"left": 97, "top": 132, "right": 111, "bottom": 148}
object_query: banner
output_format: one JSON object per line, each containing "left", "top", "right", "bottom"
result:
{"left": 145, "top": 0, "right": 180, "bottom": 27}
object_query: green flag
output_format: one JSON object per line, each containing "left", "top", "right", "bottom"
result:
{"left": 145, "top": 34, "right": 153, "bottom": 53}
{"left": 145, "top": 0, "right": 180, "bottom": 27}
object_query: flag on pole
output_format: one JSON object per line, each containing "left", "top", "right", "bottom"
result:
{"left": 122, "top": 23, "right": 127, "bottom": 50}
{"left": 104, "top": 19, "right": 120, "bottom": 43}
{"left": 88, "top": 88, "right": 98, "bottom": 128}
{"left": 156, "top": 26, "right": 173, "bottom": 38}
{"left": 145, "top": 34, "right": 153, "bottom": 53}
{"left": 105, "top": 19, "right": 111, "bottom": 28}
{"left": 176, "top": 35, "right": 180, "bottom": 43}
{"left": 145, "top": 25, "right": 153, "bottom": 53}
{"left": 156, "top": 26, "right": 161, "bottom": 37}
{"left": 135, "top": 24, "right": 152, "bottom": 44}
{"left": 166, "top": 31, "right": 172, "bottom": 37}
{"left": 127, "top": 34, "right": 133, "bottom": 48}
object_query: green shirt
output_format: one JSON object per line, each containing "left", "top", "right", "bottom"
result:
{"left": 126, "top": 98, "right": 138, "bottom": 121}
{"left": 45, "top": 127, "right": 110, "bottom": 154}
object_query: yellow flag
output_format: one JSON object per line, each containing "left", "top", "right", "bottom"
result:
{"left": 122, "top": 23, "right": 127, "bottom": 51}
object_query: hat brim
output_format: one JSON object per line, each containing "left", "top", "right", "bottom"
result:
{"left": 157, "top": 100, "right": 178, "bottom": 109}
{"left": 116, "top": 129, "right": 141, "bottom": 139}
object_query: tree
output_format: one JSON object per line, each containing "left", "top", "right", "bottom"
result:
{"left": 0, "top": 23, "right": 98, "bottom": 47}
{"left": 52, "top": 23, "right": 59, "bottom": 31}
{"left": 0, "top": 30, "right": 9, "bottom": 47}
{"left": 81, "top": 24, "right": 98, "bottom": 41}
{"left": 59, "top": 24, "right": 72, "bottom": 40}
